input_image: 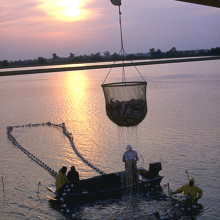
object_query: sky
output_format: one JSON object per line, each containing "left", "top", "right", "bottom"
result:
{"left": 0, "top": 0, "right": 220, "bottom": 61}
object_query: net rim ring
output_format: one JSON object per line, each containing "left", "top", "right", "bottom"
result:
{"left": 101, "top": 81, "right": 147, "bottom": 88}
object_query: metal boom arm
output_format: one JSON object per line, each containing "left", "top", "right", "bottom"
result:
{"left": 176, "top": 0, "right": 220, "bottom": 8}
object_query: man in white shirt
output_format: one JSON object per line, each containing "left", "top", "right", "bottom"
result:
{"left": 122, "top": 145, "right": 139, "bottom": 187}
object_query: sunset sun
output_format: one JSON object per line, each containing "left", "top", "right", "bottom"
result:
{"left": 38, "top": 0, "right": 89, "bottom": 22}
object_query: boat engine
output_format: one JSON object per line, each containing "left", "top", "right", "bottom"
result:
{"left": 148, "top": 162, "right": 162, "bottom": 177}
{"left": 139, "top": 162, "right": 162, "bottom": 179}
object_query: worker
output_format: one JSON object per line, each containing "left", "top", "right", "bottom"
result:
{"left": 67, "top": 166, "right": 80, "bottom": 187}
{"left": 122, "top": 145, "right": 139, "bottom": 187}
{"left": 55, "top": 166, "right": 69, "bottom": 196}
{"left": 170, "top": 178, "right": 203, "bottom": 204}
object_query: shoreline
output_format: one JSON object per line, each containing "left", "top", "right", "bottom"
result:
{"left": 0, "top": 56, "right": 220, "bottom": 77}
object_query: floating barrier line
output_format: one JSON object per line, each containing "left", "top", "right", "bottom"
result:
{"left": 1, "top": 176, "right": 5, "bottom": 196}
{"left": 7, "top": 122, "right": 106, "bottom": 178}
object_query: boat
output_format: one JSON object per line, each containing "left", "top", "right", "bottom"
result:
{"left": 47, "top": 162, "right": 163, "bottom": 203}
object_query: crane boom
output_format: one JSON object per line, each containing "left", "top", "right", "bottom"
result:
{"left": 176, "top": 0, "right": 220, "bottom": 8}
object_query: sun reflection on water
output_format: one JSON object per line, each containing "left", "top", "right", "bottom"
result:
{"left": 62, "top": 71, "right": 91, "bottom": 131}
{"left": 66, "top": 72, "right": 88, "bottom": 101}
{"left": 60, "top": 72, "right": 105, "bottom": 178}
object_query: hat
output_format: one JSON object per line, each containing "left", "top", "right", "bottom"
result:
{"left": 189, "top": 178, "right": 195, "bottom": 183}
{"left": 126, "top": 145, "right": 132, "bottom": 151}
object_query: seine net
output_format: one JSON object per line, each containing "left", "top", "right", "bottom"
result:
{"left": 102, "top": 81, "right": 147, "bottom": 127}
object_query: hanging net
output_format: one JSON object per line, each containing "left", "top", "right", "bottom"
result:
{"left": 102, "top": 82, "right": 147, "bottom": 127}
{"left": 102, "top": 2, "right": 148, "bottom": 127}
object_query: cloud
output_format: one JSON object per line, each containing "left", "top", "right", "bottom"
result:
{"left": 1, "top": 0, "right": 220, "bottom": 61}
{"left": 0, "top": 1, "right": 42, "bottom": 24}
{"left": 0, "top": 0, "right": 113, "bottom": 39}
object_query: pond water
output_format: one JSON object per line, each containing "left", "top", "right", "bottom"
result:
{"left": 0, "top": 59, "right": 219, "bottom": 219}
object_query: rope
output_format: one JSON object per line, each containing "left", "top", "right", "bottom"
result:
{"left": 60, "top": 123, "right": 106, "bottom": 175}
{"left": 102, "top": 5, "right": 146, "bottom": 84}
{"left": 7, "top": 122, "right": 106, "bottom": 178}
{"left": 119, "top": 5, "right": 125, "bottom": 56}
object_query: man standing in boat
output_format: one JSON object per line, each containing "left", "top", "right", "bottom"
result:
{"left": 122, "top": 145, "right": 139, "bottom": 187}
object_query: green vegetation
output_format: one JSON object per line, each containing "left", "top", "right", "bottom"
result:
{"left": 0, "top": 47, "right": 220, "bottom": 69}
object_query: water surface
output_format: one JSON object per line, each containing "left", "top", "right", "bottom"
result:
{"left": 0, "top": 60, "right": 219, "bottom": 219}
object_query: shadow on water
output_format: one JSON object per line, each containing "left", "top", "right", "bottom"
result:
{"left": 48, "top": 188, "right": 204, "bottom": 220}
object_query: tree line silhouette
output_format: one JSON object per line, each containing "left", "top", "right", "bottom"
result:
{"left": 1, "top": 47, "right": 220, "bottom": 68}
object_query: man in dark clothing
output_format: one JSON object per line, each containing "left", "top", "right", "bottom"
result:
{"left": 67, "top": 166, "right": 80, "bottom": 187}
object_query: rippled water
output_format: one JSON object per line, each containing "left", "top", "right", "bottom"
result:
{"left": 0, "top": 60, "right": 220, "bottom": 219}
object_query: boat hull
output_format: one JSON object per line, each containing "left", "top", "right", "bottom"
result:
{"left": 50, "top": 168, "right": 163, "bottom": 203}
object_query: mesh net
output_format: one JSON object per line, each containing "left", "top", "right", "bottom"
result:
{"left": 102, "top": 81, "right": 147, "bottom": 127}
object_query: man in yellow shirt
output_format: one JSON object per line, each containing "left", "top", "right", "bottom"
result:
{"left": 55, "top": 166, "right": 69, "bottom": 196}
{"left": 170, "top": 178, "right": 203, "bottom": 204}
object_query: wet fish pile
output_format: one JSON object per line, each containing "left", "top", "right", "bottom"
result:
{"left": 106, "top": 99, "right": 147, "bottom": 126}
